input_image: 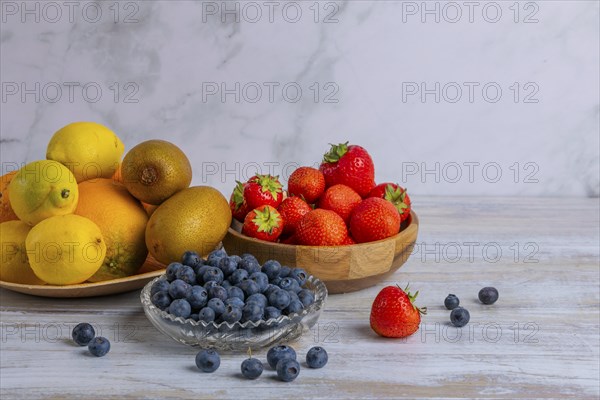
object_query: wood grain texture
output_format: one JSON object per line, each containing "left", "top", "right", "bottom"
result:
{"left": 1, "top": 197, "right": 598, "bottom": 399}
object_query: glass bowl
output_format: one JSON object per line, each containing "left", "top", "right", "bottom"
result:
{"left": 140, "top": 275, "right": 328, "bottom": 352}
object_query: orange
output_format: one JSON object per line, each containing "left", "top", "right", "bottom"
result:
{"left": 0, "top": 171, "right": 19, "bottom": 223}
{"left": 75, "top": 178, "right": 148, "bottom": 282}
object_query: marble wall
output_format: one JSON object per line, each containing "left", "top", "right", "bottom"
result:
{"left": 1, "top": 0, "right": 598, "bottom": 198}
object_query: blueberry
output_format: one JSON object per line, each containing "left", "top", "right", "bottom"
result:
{"left": 240, "top": 259, "right": 261, "bottom": 275}
{"left": 306, "top": 346, "right": 328, "bottom": 369}
{"left": 229, "top": 255, "right": 242, "bottom": 265}
{"left": 444, "top": 294, "right": 460, "bottom": 310}
{"left": 195, "top": 349, "right": 220, "bottom": 372}
{"left": 242, "top": 303, "right": 263, "bottom": 323}
{"left": 150, "top": 279, "right": 170, "bottom": 297}
{"left": 289, "top": 268, "right": 307, "bottom": 286}
{"left": 204, "top": 281, "right": 220, "bottom": 292}
{"left": 263, "top": 284, "right": 280, "bottom": 298}
{"left": 271, "top": 277, "right": 282, "bottom": 287}
{"left": 175, "top": 265, "right": 196, "bottom": 284}
{"left": 186, "top": 286, "right": 208, "bottom": 310}
{"left": 267, "top": 345, "right": 296, "bottom": 369}
{"left": 203, "top": 267, "right": 224, "bottom": 285}
{"left": 221, "top": 280, "right": 232, "bottom": 289}
{"left": 208, "top": 285, "right": 228, "bottom": 301}
{"left": 72, "top": 323, "right": 95, "bottom": 346}
{"left": 297, "top": 289, "right": 315, "bottom": 308}
{"left": 151, "top": 291, "right": 172, "bottom": 310}
{"left": 221, "top": 305, "right": 242, "bottom": 323}
{"left": 207, "top": 249, "right": 227, "bottom": 267}
{"left": 207, "top": 298, "right": 226, "bottom": 316}
{"left": 218, "top": 257, "right": 238, "bottom": 277}
{"left": 279, "top": 266, "right": 291, "bottom": 278}
{"left": 168, "top": 299, "right": 192, "bottom": 319}
{"left": 263, "top": 306, "right": 281, "bottom": 320}
{"left": 225, "top": 297, "right": 245, "bottom": 308}
{"left": 249, "top": 272, "right": 269, "bottom": 292}
{"left": 195, "top": 265, "right": 211, "bottom": 284}
{"left": 229, "top": 269, "right": 249, "bottom": 285}
{"left": 262, "top": 260, "right": 281, "bottom": 280}
{"left": 478, "top": 287, "right": 499, "bottom": 305}
{"left": 190, "top": 313, "right": 199, "bottom": 321}
{"left": 241, "top": 253, "right": 258, "bottom": 264}
{"left": 181, "top": 251, "right": 202, "bottom": 268}
{"left": 88, "top": 337, "right": 110, "bottom": 357}
{"left": 279, "top": 277, "right": 301, "bottom": 293}
{"left": 198, "top": 307, "right": 216, "bottom": 322}
{"left": 165, "top": 262, "right": 183, "bottom": 282}
{"left": 268, "top": 289, "right": 291, "bottom": 310}
{"left": 168, "top": 279, "right": 192, "bottom": 299}
{"left": 284, "top": 299, "right": 304, "bottom": 315}
{"left": 276, "top": 358, "right": 300, "bottom": 382}
{"left": 241, "top": 357, "right": 263, "bottom": 379}
{"left": 237, "top": 279, "right": 260, "bottom": 297}
{"left": 450, "top": 307, "right": 470, "bottom": 327}
{"left": 246, "top": 293, "right": 268, "bottom": 308}
{"left": 227, "top": 286, "right": 245, "bottom": 301}
{"left": 287, "top": 290, "right": 300, "bottom": 303}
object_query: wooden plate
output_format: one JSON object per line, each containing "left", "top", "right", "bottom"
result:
{"left": 0, "top": 256, "right": 166, "bottom": 298}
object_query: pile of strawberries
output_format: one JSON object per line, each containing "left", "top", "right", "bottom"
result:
{"left": 229, "top": 143, "right": 411, "bottom": 246}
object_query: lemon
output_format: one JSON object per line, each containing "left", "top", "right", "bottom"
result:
{"left": 46, "top": 122, "right": 125, "bottom": 182}
{"left": 25, "top": 214, "right": 107, "bottom": 285}
{"left": 0, "top": 221, "right": 45, "bottom": 284}
{"left": 9, "top": 160, "right": 79, "bottom": 225}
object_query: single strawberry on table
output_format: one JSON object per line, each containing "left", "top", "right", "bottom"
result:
{"left": 229, "top": 181, "right": 249, "bottom": 222}
{"left": 370, "top": 284, "right": 427, "bottom": 338}
{"left": 319, "top": 142, "right": 375, "bottom": 198}
{"left": 244, "top": 174, "right": 284, "bottom": 210}
{"left": 318, "top": 184, "right": 362, "bottom": 224}
{"left": 242, "top": 205, "right": 283, "bottom": 242}
{"left": 369, "top": 183, "right": 411, "bottom": 222}
{"left": 295, "top": 209, "right": 348, "bottom": 246}
{"left": 349, "top": 197, "right": 401, "bottom": 243}
{"left": 278, "top": 196, "right": 312, "bottom": 236}
{"left": 287, "top": 167, "right": 325, "bottom": 204}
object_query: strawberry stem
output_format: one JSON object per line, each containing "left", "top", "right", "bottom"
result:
{"left": 322, "top": 142, "right": 349, "bottom": 163}
{"left": 397, "top": 283, "right": 427, "bottom": 315}
{"left": 252, "top": 206, "right": 281, "bottom": 234}
{"left": 232, "top": 181, "right": 245, "bottom": 210}
{"left": 254, "top": 174, "right": 282, "bottom": 200}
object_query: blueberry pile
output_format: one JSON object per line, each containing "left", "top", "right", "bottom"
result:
{"left": 444, "top": 286, "right": 499, "bottom": 328}
{"left": 71, "top": 322, "right": 111, "bottom": 357}
{"left": 150, "top": 249, "right": 316, "bottom": 324}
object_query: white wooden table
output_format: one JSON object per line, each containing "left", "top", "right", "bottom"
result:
{"left": 1, "top": 197, "right": 598, "bottom": 399}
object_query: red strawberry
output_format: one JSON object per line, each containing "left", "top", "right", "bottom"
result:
{"left": 295, "top": 209, "right": 348, "bottom": 246}
{"left": 341, "top": 235, "right": 355, "bottom": 245}
{"left": 370, "top": 284, "right": 427, "bottom": 338}
{"left": 244, "top": 174, "right": 284, "bottom": 210}
{"left": 319, "top": 142, "right": 375, "bottom": 197}
{"left": 242, "top": 205, "right": 283, "bottom": 242}
{"left": 229, "top": 181, "right": 249, "bottom": 222}
{"left": 279, "top": 234, "right": 298, "bottom": 245}
{"left": 369, "top": 183, "right": 411, "bottom": 222}
{"left": 278, "top": 196, "right": 312, "bottom": 235}
{"left": 288, "top": 167, "right": 325, "bottom": 204}
{"left": 318, "top": 184, "right": 362, "bottom": 224}
{"left": 349, "top": 197, "right": 400, "bottom": 243}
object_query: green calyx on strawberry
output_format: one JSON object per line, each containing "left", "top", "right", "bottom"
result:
{"left": 244, "top": 174, "right": 284, "bottom": 210}
{"left": 241, "top": 205, "right": 283, "bottom": 242}
{"left": 401, "top": 283, "right": 427, "bottom": 315}
{"left": 252, "top": 206, "right": 281, "bottom": 234}
{"left": 229, "top": 181, "right": 249, "bottom": 222}
{"left": 319, "top": 142, "right": 375, "bottom": 198}
{"left": 323, "top": 142, "right": 349, "bottom": 163}
{"left": 368, "top": 183, "right": 412, "bottom": 222}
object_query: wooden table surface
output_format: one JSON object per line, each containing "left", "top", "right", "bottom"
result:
{"left": 1, "top": 197, "right": 599, "bottom": 399}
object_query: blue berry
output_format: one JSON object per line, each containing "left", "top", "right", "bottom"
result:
{"left": 190, "top": 313, "right": 199, "bottom": 321}
{"left": 268, "top": 289, "right": 291, "bottom": 310}
{"left": 221, "top": 280, "right": 232, "bottom": 289}
{"left": 241, "top": 358, "right": 263, "bottom": 379}
{"left": 276, "top": 358, "right": 300, "bottom": 382}
{"left": 175, "top": 265, "right": 196, "bottom": 284}
{"left": 237, "top": 279, "right": 260, "bottom": 297}
{"left": 202, "top": 267, "right": 224, "bottom": 285}
{"left": 267, "top": 345, "right": 296, "bottom": 368}
{"left": 208, "top": 285, "right": 228, "bottom": 301}
{"left": 218, "top": 257, "right": 238, "bottom": 277}
{"left": 227, "top": 286, "right": 245, "bottom": 301}
{"left": 168, "top": 299, "right": 192, "bottom": 319}
{"left": 279, "top": 266, "right": 291, "bottom": 278}
{"left": 444, "top": 294, "right": 460, "bottom": 310}
{"left": 207, "top": 298, "right": 226, "bottom": 316}
{"left": 450, "top": 307, "right": 470, "bottom": 327}
{"left": 150, "top": 279, "right": 170, "bottom": 297}
{"left": 306, "top": 346, "right": 328, "bottom": 368}
{"left": 195, "top": 265, "right": 211, "bottom": 284}
{"left": 198, "top": 307, "right": 215, "bottom": 322}
{"left": 262, "top": 260, "right": 281, "bottom": 280}
{"left": 195, "top": 349, "right": 220, "bottom": 372}
{"left": 186, "top": 286, "right": 208, "bottom": 310}
{"left": 168, "top": 279, "right": 192, "bottom": 299}
{"left": 289, "top": 268, "right": 307, "bottom": 286}
{"left": 181, "top": 251, "right": 203, "bottom": 268}
{"left": 250, "top": 272, "right": 269, "bottom": 292}
{"left": 88, "top": 337, "right": 110, "bottom": 357}
{"left": 263, "top": 306, "right": 281, "bottom": 320}
{"left": 240, "top": 259, "right": 261, "bottom": 275}
{"left": 204, "top": 281, "right": 220, "bottom": 292}
{"left": 207, "top": 249, "right": 227, "bottom": 267}
{"left": 279, "top": 277, "right": 301, "bottom": 293}
{"left": 151, "top": 291, "right": 172, "bottom": 310}
{"left": 229, "top": 269, "right": 249, "bottom": 285}
{"left": 242, "top": 303, "right": 263, "bottom": 323}
{"left": 241, "top": 253, "right": 258, "bottom": 264}
{"left": 165, "top": 262, "right": 183, "bottom": 282}
{"left": 270, "top": 277, "right": 282, "bottom": 286}
{"left": 229, "top": 255, "right": 242, "bottom": 265}
{"left": 287, "top": 290, "right": 300, "bottom": 303}
{"left": 478, "top": 287, "right": 499, "bottom": 305}
{"left": 221, "top": 305, "right": 242, "bottom": 323}
{"left": 225, "top": 297, "right": 245, "bottom": 308}
{"left": 297, "top": 289, "right": 315, "bottom": 307}
{"left": 246, "top": 293, "right": 268, "bottom": 308}
{"left": 284, "top": 299, "right": 304, "bottom": 315}
{"left": 72, "top": 323, "right": 95, "bottom": 346}
{"left": 263, "top": 284, "right": 280, "bottom": 298}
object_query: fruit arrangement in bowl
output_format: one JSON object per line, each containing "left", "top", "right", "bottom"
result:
{"left": 223, "top": 143, "right": 419, "bottom": 294}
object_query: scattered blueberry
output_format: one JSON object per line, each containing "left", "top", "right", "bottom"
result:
{"left": 227, "top": 286, "right": 245, "bottom": 301}
{"left": 262, "top": 260, "right": 281, "bottom": 280}
{"left": 241, "top": 357, "right": 263, "bottom": 379}
{"left": 221, "top": 305, "right": 243, "bottom": 324}
{"left": 245, "top": 293, "right": 268, "bottom": 308}
{"left": 263, "top": 306, "right": 281, "bottom": 320}
{"left": 168, "top": 279, "right": 192, "bottom": 299}
{"left": 203, "top": 267, "right": 224, "bottom": 285}
{"left": 208, "top": 285, "right": 228, "bottom": 302}
{"left": 181, "top": 251, "right": 202, "bottom": 268}
{"left": 175, "top": 265, "right": 196, "bottom": 284}
{"left": 289, "top": 268, "right": 307, "bottom": 286}
{"left": 276, "top": 358, "right": 300, "bottom": 382}
{"left": 88, "top": 336, "right": 111, "bottom": 357}
{"left": 72, "top": 323, "right": 95, "bottom": 346}
{"left": 198, "top": 307, "right": 216, "bottom": 322}
{"left": 151, "top": 291, "right": 172, "bottom": 310}
{"left": 186, "top": 286, "right": 208, "bottom": 310}
{"left": 284, "top": 299, "right": 304, "bottom": 315}
{"left": 229, "top": 269, "right": 249, "bottom": 285}
{"left": 267, "top": 345, "right": 297, "bottom": 369}
{"left": 444, "top": 294, "right": 460, "bottom": 310}
{"left": 242, "top": 303, "right": 263, "bottom": 323}
{"left": 195, "top": 349, "right": 220, "bottom": 372}
{"left": 207, "top": 298, "right": 226, "bottom": 316}
{"left": 306, "top": 346, "right": 328, "bottom": 369}
{"left": 150, "top": 279, "right": 170, "bottom": 297}
{"left": 297, "top": 289, "right": 315, "bottom": 308}
{"left": 249, "top": 272, "right": 269, "bottom": 292}
{"left": 478, "top": 287, "right": 499, "bottom": 305}
{"left": 450, "top": 307, "right": 470, "bottom": 327}
{"left": 168, "top": 299, "right": 192, "bottom": 319}
{"left": 237, "top": 279, "right": 260, "bottom": 297}
{"left": 165, "top": 262, "right": 183, "bottom": 282}
{"left": 268, "top": 289, "right": 291, "bottom": 310}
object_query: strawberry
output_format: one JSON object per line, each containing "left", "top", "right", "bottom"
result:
{"left": 295, "top": 209, "right": 348, "bottom": 246}
{"left": 287, "top": 167, "right": 325, "bottom": 204}
{"left": 318, "top": 184, "right": 362, "bottom": 224}
{"left": 229, "top": 181, "right": 249, "bottom": 222}
{"left": 370, "top": 284, "right": 427, "bottom": 338}
{"left": 369, "top": 183, "right": 411, "bottom": 222}
{"left": 349, "top": 197, "right": 400, "bottom": 243}
{"left": 278, "top": 196, "right": 312, "bottom": 235}
{"left": 319, "top": 142, "right": 375, "bottom": 197}
{"left": 341, "top": 235, "right": 355, "bottom": 245}
{"left": 279, "top": 234, "right": 298, "bottom": 245}
{"left": 244, "top": 174, "right": 284, "bottom": 210}
{"left": 241, "top": 205, "right": 283, "bottom": 242}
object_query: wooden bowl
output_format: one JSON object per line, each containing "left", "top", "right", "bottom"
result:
{"left": 223, "top": 211, "right": 419, "bottom": 294}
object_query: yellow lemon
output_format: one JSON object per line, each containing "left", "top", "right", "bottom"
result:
{"left": 9, "top": 160, "right": 79, "bottom": 225}
{"left": 0, "top": 221, "right": 45, "bottom": 284}
{"left": 46, "top": 122, "right": 125, "bottom": 182}
{"left": 25, "top": 214, "right": 106, "bottom": 285}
